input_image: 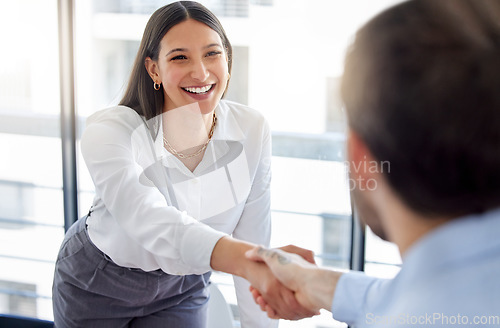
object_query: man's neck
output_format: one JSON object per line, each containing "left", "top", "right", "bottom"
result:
{"left": 375, "top": 183, "right": 451, "bottom": 257}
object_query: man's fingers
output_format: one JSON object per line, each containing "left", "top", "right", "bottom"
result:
{"left": 245, "top": 246, "right": 266, "bottom": 262}
{"left": 245, "top": 246, "right": 280, "bottom": 265}
{"left": 246, "top": 246, "right": 294, "bottom": 267}
{"left": 246, "top": 245, "right": 315, "bottom": 269}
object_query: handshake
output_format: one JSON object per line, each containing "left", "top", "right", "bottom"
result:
{"left": 244, "top": 245, "right": 342, "bottom": 321}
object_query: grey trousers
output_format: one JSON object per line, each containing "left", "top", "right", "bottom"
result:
{"left": 52, "top": 215, "right": 211, "bottom": 328}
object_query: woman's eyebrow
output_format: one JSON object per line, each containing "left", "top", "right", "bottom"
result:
{"left": 165, "top": 43, "right": 222, "bottom": 56}
{"left": 166, "top": 48, "right": 187, "bottom": 56}
{"left": 205, "top": 43, "right": 222, "bottom": 49}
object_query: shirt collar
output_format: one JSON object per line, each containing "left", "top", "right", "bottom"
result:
{"left": 153, "top": 100, "right": 246, "bottom": 171}
{"left": 211, "top": 100, "right": 246, "bottom": 142}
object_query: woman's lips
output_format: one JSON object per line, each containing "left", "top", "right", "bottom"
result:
{"left": 181, "top": 84, "right": 216, "bottom": 100}
{"left": 182, "top": 84, "right": 214, "bottom": 94}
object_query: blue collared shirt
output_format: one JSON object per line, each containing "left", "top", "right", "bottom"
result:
{"left": 332, "top": 208, "right": 500, "bottom": 327}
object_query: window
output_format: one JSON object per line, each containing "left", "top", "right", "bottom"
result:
{"left": 0, "top": 0, "right": 63, "bottom": 320}
{"left": 0, "top": 0, "right": 404, "bottom": 325}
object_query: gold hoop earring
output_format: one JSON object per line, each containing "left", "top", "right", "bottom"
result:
{"left": 154, "top": 82, "right": 161, "bottom": 91}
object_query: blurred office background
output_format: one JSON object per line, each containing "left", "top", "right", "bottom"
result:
{"left": 0, "top": 0, "right": 403, "bottom": 327}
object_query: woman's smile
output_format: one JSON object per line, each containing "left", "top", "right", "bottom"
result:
{"left": 181, "top": 83, "right": 216, "bottom": 100}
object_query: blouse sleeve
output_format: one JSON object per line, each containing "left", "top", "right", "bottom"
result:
{"left": 231, "top": 119, "right": 279, "bottom": 327}
{"left": 81, "top": 108, "right": 226, "bottom": 274}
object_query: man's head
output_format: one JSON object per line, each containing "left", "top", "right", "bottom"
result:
{"left": 342, "top": 0, "right": 500, "bottom": 234}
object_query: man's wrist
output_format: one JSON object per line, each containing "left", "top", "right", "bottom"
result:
{"left": 309, "top": 268, "right": 342, "bottom": 310}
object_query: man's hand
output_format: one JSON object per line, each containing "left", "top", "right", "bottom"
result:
{"left": 246, "top": 246, "right": 342, "bottom": 317}
{"left": 247, "top": 245, "right": 319, "bottom": 318}
{"left": 209, "top": 237, "right": 323, "bottom": 320}
{"left": 243, "top": 260, "right": 319, "bottom": 320}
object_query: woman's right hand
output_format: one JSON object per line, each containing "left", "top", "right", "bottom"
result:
{"left": 246, "top": 246, "right": 342, "bottom": 318}
{"left": 243, "top": 258, "right": 319, "bottom": 320}
{"left": 210, "top": 236, "right": 318, "bottom": 320}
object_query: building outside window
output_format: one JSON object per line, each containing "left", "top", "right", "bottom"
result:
{"left": 0, "top": 1, "right": 402, "bottom": 326}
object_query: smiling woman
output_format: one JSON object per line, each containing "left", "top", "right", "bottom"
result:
{"left": 51, "top": 1, "right": 314, "bottom": 328}
{"left": 145, "top": 19, "right": 230, "bottom": 114}
{"left": 119, "top": 1, "right": 233, "bottom": 123}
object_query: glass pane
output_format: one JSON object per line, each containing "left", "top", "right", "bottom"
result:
{"left": 364, "top": 228, "right": 402, "bottom": 278}
{"left": 271, "top": 157, "right": 351, "bottom": 269}
{"left": 0, "top": 0, "right": 62, "bottom": 321}
{"left": 73, "top": 1, "right": 405, "bottom": 327}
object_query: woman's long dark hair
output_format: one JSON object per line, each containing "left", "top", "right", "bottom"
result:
{"left": 119, "top": 1, "right": 232, "bottom": 136}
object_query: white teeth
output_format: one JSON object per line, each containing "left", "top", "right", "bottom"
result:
{"left": 183, "top": 85, "right": 212, "bottom": 94}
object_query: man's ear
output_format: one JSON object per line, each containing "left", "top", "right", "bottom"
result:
{"left": 145, "top": 57, "right": 159, "bottom": 83}
{"left": 347, "top": 129, "right": 377, "bottom": 181}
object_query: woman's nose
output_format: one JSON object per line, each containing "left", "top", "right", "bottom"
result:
{"left": 191, "top": 60, "right": 209, "bottom": 81}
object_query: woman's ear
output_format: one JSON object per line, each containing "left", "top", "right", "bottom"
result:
{"left": 145, "top": 57, "right": 159, "bottom": 82}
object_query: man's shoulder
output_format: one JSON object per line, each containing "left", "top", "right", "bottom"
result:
{"left": 386, "top": 258, "right": 500, "bottom": 325}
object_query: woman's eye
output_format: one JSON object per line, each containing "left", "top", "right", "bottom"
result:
{"left": 206, "top": 51, "right": 222, "bottom": 57}
{"left": 170, "top": 55, "right": 187, "bottom": 61}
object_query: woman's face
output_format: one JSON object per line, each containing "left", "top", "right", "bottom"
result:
{"left": 149, "top": 19, "right": 229, "bottom": 114}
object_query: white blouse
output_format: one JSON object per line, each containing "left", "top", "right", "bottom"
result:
{"left": 81, "top": 100, "right": 276, "bottom": 327}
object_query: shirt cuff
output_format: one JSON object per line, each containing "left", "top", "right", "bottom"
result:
{"left": 331, "top": 271, "right": 379, "bottom": 326}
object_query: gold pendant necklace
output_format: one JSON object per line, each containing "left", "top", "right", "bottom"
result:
{"left": 163, "top": 112, "right": 217, "bottom": 159}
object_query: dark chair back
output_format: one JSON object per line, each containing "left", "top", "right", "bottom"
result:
{"left": 0, "top": 314, "right": 54, "bottom": 328}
